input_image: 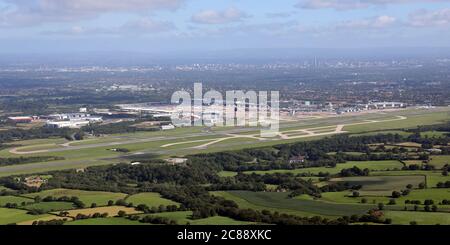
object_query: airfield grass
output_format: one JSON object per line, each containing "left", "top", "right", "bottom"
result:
{"left": 244, "top": 160, "right": 404, "bottom": 176}
{"left": 125, "top": 193, "right": 179, "bottom": 207}
{"left": 24, "top": 189, "right": 128, "bottom": 206}
{"left": 0, "top": 196, "right": 33, "bottom": 206}
{"left": 0, "top": 207, "right": 49, "bottom": 225}
{"left": 384, "top": 211, "right": 450, "bottom": 225}
{"left": 212, "top": 191, "right": 373, "bottom": 217}
{"left": 345, "top": 111, "right": 450, "bottom": 133}
{"left": 23, "top": 201, "right": 75, "bottom": 212}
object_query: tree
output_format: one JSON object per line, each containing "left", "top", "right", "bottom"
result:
{"left": 410, "top": 221, "right": 418, "bottom": 225}
{"left": 406, "top": 184, "right": 413, "bottom": 189}
{"left": 118, "top": 210, "right": 127, "bottom": 217}
{"left": 431, "top": 205, "right": 438, "bottom": 212}
{"left": 107, "top": 200, "right": 114, "bottom": 206}
{"left": 418, "top": 182, "right": 426, "bottom": 189}
{"left": 388, "top": 199, "right": 396, "bottom": 205}
{"left": 361, "top": 198, "right": 368, "bottom": 204}
{"left": 392, "top": 191, "right": 402, "bottom": 198}
{"left": 91, "top": 203, "right": 97, "bottom": 208}
{"left": 352, "top": 191, "right": 360, "bottom": 197}
{"left": 378, "top": 203, "right": 385, "bottom": 210}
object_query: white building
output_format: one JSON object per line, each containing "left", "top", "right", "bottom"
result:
{"left": 160, "top": 124, "right": 176, "bottom": 130}
{"left": 46, "top": 120, "right": 91, "bottom": 129}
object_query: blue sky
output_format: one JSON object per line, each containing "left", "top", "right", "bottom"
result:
{"left": 1, "top": 0, "right": 450, "bottom": 53}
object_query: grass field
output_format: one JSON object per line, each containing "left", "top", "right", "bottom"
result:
{"left": 420, "top": 131, "right": 449, "bottom": 138}
{"left": 23, "top": 202, "right": 75, "bottom": 212}
{"left": 429, "top": 155, "right": 450, "bottom": 169}
{"left": 329, "top": 176, "right": 425, "bottom": 191}
{"left": 244, "top": 160, "right": 405, "bottom": 176}
{"left": 125, "top": 193, "right": 179, "bottom": 207}
{"left": 0, "top": 207, "right": 49, "bottom": 225}
{"left": 384, "top": 211, "right": 450, "bottom": 225}
{"left": 56, "top": 206, "right": 141, "bottom": 218}
{"left": 370, "top": 171, "right": 449, "bottom": 188}
{"left": 139, "top": 211, "right": 255, "bottom": 225}
{"left": 212, "top": 191, "right": 374, "bottom": 217}
{"left": 65, "top": 217, "right": 146, "bottom": 225}
{"left": 0, "top": 196, "right": 33, "bottom": 206}
{"left": 24, "top": 189, "right": 128, "bottom": 206}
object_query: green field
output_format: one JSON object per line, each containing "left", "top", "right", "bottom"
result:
{"left": 212, "top": 191, "right": 374, "bottom": 217}
{"left": 0, "top": 208, "right": 49, "bottom": 225}
{"left": 0, "top": 196, "right": 33, "bottom": 206}
{"left": 24, "top": 189, "right": 128, "bottom": 206}
{"left": 245, "top": 160, "right": 404, "bottom": 176}
{"left": 329, "top": 175, "right": 425, "bottom": 191}
{"left": 371, "top": 171, "right": 449, "bottom": 188}
{"left": 65, "top": 217, "right": 147, "bottom": 225}
{"left": 420, "top": 131, "right": 449, "bottom": 138}
{"left": 140, "top": 211, "right": 255, "bottom": 225}
{"left": 384, "top": 211, "right": 450, "bottom": 225}
{"left": 23, "top": 201, "right": 75, "bottom": 212}
{"left": 125, "top": 193, "right": 179, "bottom": 207}
{"left": 429, "top": 155, "right": 450, "bottom": 169}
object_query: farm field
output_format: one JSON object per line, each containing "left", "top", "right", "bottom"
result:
{"left": 125, "top": 193, "right": 179, "bottom": 207}
{"left": 0, "top": 195, "right": 33, "bottom": 206}
{"left": 139, "top": 211, "right": 255, "bottom": 225}
{"left": 55, "top": 206, "right": 141, "bottom": 218}
{"left": 244, "top": 160, "right": 405, "bottom": 176}
{"left": 328, "top": 176, "right": 425, "bottom": 191}
{"left": 0, "top": 208, "right": 49, "bottom": 225}
{"left": 24, "top": 189, "right": 128, "bottom": 206}
{"left": 65, "top": 217, "right": 146, "bottom": 225}
{"left": 429, "top": 155, "right": 450, "bottom": 169}
{"left": 384, "top": 211, "right": 450, "bottom": 225}
{"left": 23, "top": 202, "right": 75, "bottom": 212}
{"left": 370, "top": 171, "right": 449, "bottom": 188}
{"left": 212, "top": 191, "right": 374, "bottom": 217}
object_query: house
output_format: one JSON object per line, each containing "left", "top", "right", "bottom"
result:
{"left": 289, "top": 155, "right": 306, "bottom": 164}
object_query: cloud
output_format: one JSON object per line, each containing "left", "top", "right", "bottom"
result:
{"left": 42, "top": 18, "right": 176, "bottom": 36}
{"left": 408, "top": 8, "right": 450, "bottom": 27}
{"left": 191, "top": 7, "right": 250, "bottom": 24}
{"left": 296, "top": 0, "right": 449, "bottom": 10}
{"left": 0, "top": 0, "right": 186, "bottom": 27}
{"left": 265, "top": 11, "right": 297, "bottom": 18}
{"left": 336, "top": 15, "right": 397, "bottom": 29}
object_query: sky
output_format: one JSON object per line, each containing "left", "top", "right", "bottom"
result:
{"left": 1, "top": 0, "right": 450, "bottom": 54}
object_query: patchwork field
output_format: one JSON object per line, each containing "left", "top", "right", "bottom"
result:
{"left": 24, "top": 189, "right": 128, "bottom": 206}
{"left": 384, "top": 211, "right": 450, "bottom": 225}
{"left": 125, "top": 193, "right": 179, "bottom": 207}
{"left": 0, "top": 208, "right": 49, "bottom": 225}
{"left": 244, "top": 160, "right": 405, "bottom": 176}
{"left": 329, "top": 176, "right": 425, "bottom": 191}
{"left": 55, "top": 206, "right": 141, "bottom": 218}
{"left": 212, "top": 191, "right": 374, "bottom": 217}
